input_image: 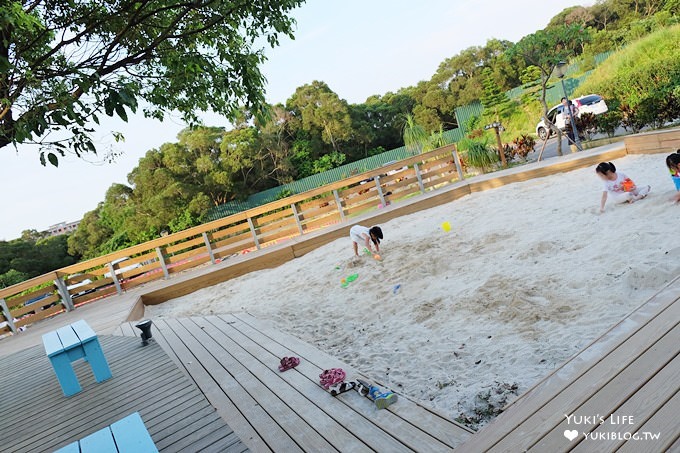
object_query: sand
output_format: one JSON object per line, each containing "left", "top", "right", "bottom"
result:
{"left": 148, "top": 154, "right": 680, "bottom": 428}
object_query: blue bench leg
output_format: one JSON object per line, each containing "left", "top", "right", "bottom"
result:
{"left": 82, "top": 338, "right": 112, "bottom": 382}
{"left": 49, "top": 354, "right": 82, "bottom": 397}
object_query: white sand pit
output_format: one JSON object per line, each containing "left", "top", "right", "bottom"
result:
{"left": 148, "top": 153, "right": 680, "bottom": 428}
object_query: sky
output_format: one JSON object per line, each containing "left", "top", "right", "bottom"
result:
{"left": 0, "top": 0, "right": 591, "bottom": 241}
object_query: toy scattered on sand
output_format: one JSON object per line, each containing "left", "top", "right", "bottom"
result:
{"left": 442, "top": 221, "right": 452, "bottom": 232}
{"left": 393, "top": 284, "right": 401, "bottom": 294}
{"left": 341, "top": 273, "right": 359, "bottom": 288}
{"left": 373, "top": 254, "right": 382, "bottom": 261}
{"left": 363, "top": 247, "right": 372, "bottom": 256}
{"left": 321, "top": 368, "right": 398, "bottom": 409}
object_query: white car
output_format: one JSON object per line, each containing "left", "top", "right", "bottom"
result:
{"left": 104, "top": 257, "right": 141, "bottom": 279}
{"left": 66, "top": 275, "right": 94, "bottom": 299}
{"left": 535, "top": 94, "right": 608, "bottom": 140}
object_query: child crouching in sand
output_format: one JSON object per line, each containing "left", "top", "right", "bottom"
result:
{"left": 665, "top": 150, "right": 680, "bottom": 203}
{"left": 596, "top": 162, "right": 650, "bottom": 213}
{"left": 350, "top": 225, "right": 382, "bottom": 257}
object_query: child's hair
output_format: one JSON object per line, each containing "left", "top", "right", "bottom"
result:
{"left": 665, "top": 150, "right": 680, "bottom": 170}
{"left": 595, "top": 162, "right": 616, "bottom": 175}
{"left": 369, "top": 226, "right": 383, "bottom": 245}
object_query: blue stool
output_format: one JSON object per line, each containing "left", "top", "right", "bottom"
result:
{"left": 42, "top": 320, "right": 112, "bottom": 397}
{"left": 55, "top": 412, "right": 158, "bottom": 453}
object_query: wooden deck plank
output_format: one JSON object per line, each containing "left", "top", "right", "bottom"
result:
{"left": 119, "top": 320, "right": 137, "bottom": 337}
{"left": 614, "top": 390, "right": 680, "bottom": 453}
{"left": 10, "top": 358, "right": 180, "bottom": 451}
{"left": 568, "top": 353, "right": 680, "bottom": 452}
{"left": 229, "top": 313, "right": 470, "bottom": 449}
{"left": 504, "top": 275, "right": 680, "bottom": 412}
{"left": 152, "top": 405, "right": 219, "bottom": 442}
{"left": 198, "top": 431, "right": 246, "bottom": 453}
{"left": 206, "top": 314, "right": 443, "bottom": 452}
{"left": 480, "top": 294, "right": 680, "bottom": 452}
{"left": 155, "top": 412, "right": 226, "bottom": 451}
{"left": 164, "top": 317, "right": 333, "bottom": 452}
{"left": 201, "top": 315, "right": 415, "bottom": 452}
{"left": 0, "top": 335, "right": 245, "bottom": 453}
{"left": 528, "top": 324, "right": 680, "bottom": 452}
{"left": 1, "top": 336, "right": 166, "bottom": 430}
{"left": 455, "top": 280, "right": 680, "bottom": 452}
{"left": 0, "top": 339, "right": 174, "bottom": 432}
{"left": 150, "top": 318, "right": 278, "bottom": 453}
{"left": 194, "top": 315, "right": 400, "bottom": 452}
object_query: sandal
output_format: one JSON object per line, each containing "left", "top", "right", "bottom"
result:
{"left": 328, "top": 380, "right": 357, "bottom": 396}
{"left": 319, "top": 368, "right": 346, "bottom": 389}
{"left": 278, "top": 356, "right": 300, "bottom": 372}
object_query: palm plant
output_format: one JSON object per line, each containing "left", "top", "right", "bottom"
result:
{"left": 402, "top": 114, "right": 429, "bottom": 155}
{"left": 459, "top": 137, "right": 498, "bottom": 173}
{"left": 424, "top": 124, "right": 448, "bottom": 152}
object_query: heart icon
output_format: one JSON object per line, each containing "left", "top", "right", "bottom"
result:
{"left": 564, "top": 429, "right": 579, "bottom": 441}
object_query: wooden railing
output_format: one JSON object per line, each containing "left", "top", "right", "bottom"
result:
{"left": 0, "top": 144, "right": 465, "bottom": 337}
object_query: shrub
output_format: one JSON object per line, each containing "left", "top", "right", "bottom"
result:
{"left": 594, "top": 99, "right": 623, "bottom": 137}
{"left": 461, "top": 138, "right": 499, "bottom": 173}
{"left": 576, "top": 112, "right": 598, "bottom": 141}
{"left": 576, "top": 25, "right": 680, "bottom": 133}
{"left": 511, "top": 134, "right": 536, "bottom": 160}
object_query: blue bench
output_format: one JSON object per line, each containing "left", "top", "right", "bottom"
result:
{"left": 55, "top": 412, "right": 159, "bottom": 453}
{"left": 42, "top": 319, "right": 112, "bottom": 397}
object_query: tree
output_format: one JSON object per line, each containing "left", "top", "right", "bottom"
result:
{"left": 480, "top": 67, "right": 510, "bottom": 115}
{"left": 1, "top": 0, "right": 303, "bottom": 165}
{"left": 0, "top": 234, "right": 77, "bottom": 285}
{"left": 286, "top": 81, "right": 352, "bottom": 152}
{"left": 508, "top": 24, "right": 591, "bottom": 155}
{"left": 257, "top": 104, "right": 296, "bottom": 184}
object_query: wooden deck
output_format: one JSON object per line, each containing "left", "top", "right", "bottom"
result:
{"left": 0, "top": 334, "right": 247, "bottom": 453}
{"left": 114, "top": 313, "right": 474, "bottom": 452}
{"left": 456, "top": 275, "right": 680, "bottom": 453}
{"left": 0, "top": 290, "right": 141, "bottom": 359}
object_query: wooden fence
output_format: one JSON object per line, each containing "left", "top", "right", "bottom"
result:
{"left": 0, "top": 145, "right": 465, "bottom": 337}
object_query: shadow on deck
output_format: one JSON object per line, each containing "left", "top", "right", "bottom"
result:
{"left": 115, "top": 313, "right": 474, "bottom": 452}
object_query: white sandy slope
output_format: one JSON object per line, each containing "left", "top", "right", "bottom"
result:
{"left": 148, "top": 154, "right": 680, "bottom": 427}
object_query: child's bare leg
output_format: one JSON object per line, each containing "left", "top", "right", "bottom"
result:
{"left": 631, "top": 185, "right": 651, "bottom": 201}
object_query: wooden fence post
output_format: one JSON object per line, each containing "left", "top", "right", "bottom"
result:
{"left": 413, "top": 163, "right": 426, "bottom": 193}
{"left": 333, "top": 189, "right": 346, "bottom": 221}
{"left": 374, "top": 175, "right": 387, "bottom": 206}
{"left": 452, "top": 146, "right": 464, "bottom": 181}
{"left": 156, "top": 247, "right": 170, "bottom": 278}
{"left": 202, "top": 232, "right": 216, "bottom": 265}
{"left": 107, "top": 262, "right": 123, "bottom": 295}
{"left": 291, "top": 203, "right": 304, "bottom": 236}
{"left": 53, "top": 277, "right": 74, "bottom": 311}
{"left": 247, "top": 218, "right": 261, "bottom": 250}
{"left": 0, "top": 298, "right": 17, "bottom": 334}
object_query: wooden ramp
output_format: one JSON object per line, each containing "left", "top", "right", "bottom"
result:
{"left": 0, "top": 335, "right": 246, "bottom": 453}
{"left": 114, "top": 313, "right": 474, "bottom": 452}
{"left": 456, "top": 276, "right": 680, "bottom": 453}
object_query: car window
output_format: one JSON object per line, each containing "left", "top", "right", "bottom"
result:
{"left": 579, "top": 95, "right": 601, "bottom": 105}
{"left": 547, "top": 106, "right": 561, "bottom": 122}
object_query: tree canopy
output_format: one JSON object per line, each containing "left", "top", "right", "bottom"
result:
{"left": 0, "top": 233, "right": 77, "bottom": 288}
{"left": 0, "top": 0, "right": 303, "bottom": 165}
{"left": 3, "top": 0, "right": 680, "bottom": 281}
